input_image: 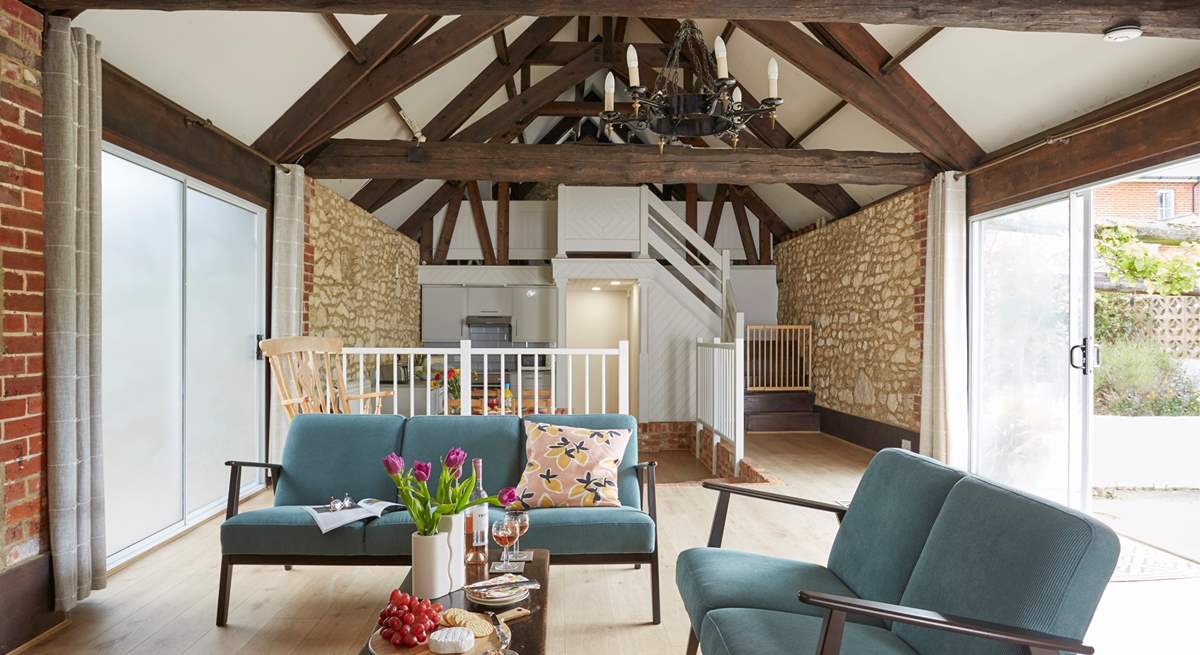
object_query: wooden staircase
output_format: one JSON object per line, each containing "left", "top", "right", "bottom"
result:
{"left": 744, "top": 390, "right": 820, "bottom": 432}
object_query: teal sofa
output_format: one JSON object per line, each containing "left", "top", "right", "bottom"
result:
{"left": 217, "top": 413, "right": 658, "bottom": 626}
{"left": 676, "top": 448, "right": 1119, "bottom": 655}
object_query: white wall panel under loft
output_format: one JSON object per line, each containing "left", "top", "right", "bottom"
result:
{"left": 731, "top": 266, "right": 779, "bottom": 325}
{"left": 565, "top": 288, "right": 629, "bottom": 414}
{"left": 557, "top": 186, "right": 642, "bottom": 255}
{"left": 419, "top": 265, "right": 554, "bottom": 287}
{"left": 431, "top": 200, "right": 557, "bottom": 261}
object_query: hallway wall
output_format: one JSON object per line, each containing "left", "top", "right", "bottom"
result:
{"left": 775, "top": 186, "right": 928, "bottom": 437}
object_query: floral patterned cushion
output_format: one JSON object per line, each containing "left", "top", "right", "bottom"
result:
{"left": 512, "top": 421, "right": 632, "bottom": 508}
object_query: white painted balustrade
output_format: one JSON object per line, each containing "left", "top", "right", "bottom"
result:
{"left": 343, "top": 341, "right": 629, "bottom": 417}
{"left": 696, "top": 314, "right": 745, "bottom": 476}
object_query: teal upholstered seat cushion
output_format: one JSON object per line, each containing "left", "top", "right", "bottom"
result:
{"left": 221, "top": 506, "right": 366, "bottom": 556}
{"left": 523, "top": 414, "right": 640, "bottom": 509}
{"left": 274, "top": 414, "right": 406, "bottom": 507}
{"left": 676, "top": 548, "right": 881, "bottom": 633}
{"left": 828, "top": 448, "right": 964, "bottom": 605}
{"left": 363, "top": 510, "right": 418, "bottom": 556}
{"left": 893, "top": 476, "right": 1119, "bottom": 655}
{"left": 501, "top": 505, "right": 654, "bottom": 555}
{"left": 699, "top": 608, "right": 917, "bottom": 655}
{"left": 400, "top": 415, "right": 523, "bottom": 494}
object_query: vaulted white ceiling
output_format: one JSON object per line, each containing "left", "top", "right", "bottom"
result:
{"left": 75, "top": 12, "right": 1200, "bottom": 230}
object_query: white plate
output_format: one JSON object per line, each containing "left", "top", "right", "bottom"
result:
{"left": 465, "top": 589, "right": 530, "bottom": 607}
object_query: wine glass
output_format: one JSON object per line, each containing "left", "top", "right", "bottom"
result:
{"left": 491, "top": 520, "right": 520, "bottom": 573}
{"left": 505, "top": 509, "right": 531, "bottom": 561}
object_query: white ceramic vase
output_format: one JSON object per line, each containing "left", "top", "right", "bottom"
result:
{"left": 439, "top": 512, "right": 467, "bottom": 592}
{"left": 410, "top": 532, "right": 451, "bottom": 600}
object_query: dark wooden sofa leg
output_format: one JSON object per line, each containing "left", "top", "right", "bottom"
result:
{"left": 686, "top": 628, "right": 699, "bottom": 655}
{"left": 284, "top": 565, "right": 293, "bottom": 571}
{"left": 650, "top": 552, "right": 661, "bottom": 625}
{"left": 216, "top": 555, "right": 233, "bottom": 626}
{"left": 634, "top": 563, "right": 641, "bottom": 570}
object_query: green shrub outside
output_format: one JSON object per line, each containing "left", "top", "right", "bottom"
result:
{"left": 1093, "top": 339, "right": 1200, "bottom": 416}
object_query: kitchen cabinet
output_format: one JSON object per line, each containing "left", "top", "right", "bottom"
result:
{"left": 467, "top": 287, "right": 512, "bottom": 316}
{"left": 512, "top": 286, "right": 557, "bottom": 343}
{"left": 421, "top": 286, "right": 467, "bottom": 341}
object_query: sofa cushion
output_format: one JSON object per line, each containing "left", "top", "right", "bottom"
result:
{"left": 699, "top": 608, "right": 917, "bottom": 655}
{"left": 894, "top": 476, "right": 1119, "bottom": 655}
{"left": 828, "top": 448, "right": 964, "bottom": 606}
{"left": 524, "top": 414, "right": 640, "bottom": 509}
{"left": 274, "top": 414, "right": 405, "bottom": 507}
{"left": 400, "top": 415, "right": 523, "bottom": 494}
{"left": 676, "top": 548, "right": 881, "bottom": 634}
{"left": 504, "top": 505, "right": 654, "bottom": 555}
{"left": 363, "top": 510, "right": 419, "bottom": 556}
{"left": 221, "top": 506, "right": 366, "bottom": 556}
{"left": 513, "top": 421, "right": 631, "bottom": 508}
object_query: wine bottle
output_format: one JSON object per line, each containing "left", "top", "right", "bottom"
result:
{"left": 465, "top": 458, "right": 488, "bottom": 564}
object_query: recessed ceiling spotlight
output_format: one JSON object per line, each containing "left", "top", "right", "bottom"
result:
{"left": 1103, "top": 23, "right": 1143, "bottom": 43}
{"left": 610, "top": 280, "right": 621, "bottom": 285}
{"left": 591, "top": 286, "right": 601, "bottom": 292}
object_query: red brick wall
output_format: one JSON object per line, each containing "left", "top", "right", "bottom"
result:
{"left": 301, "top": 179, "right": 314, "bottom": 335}
{"left": 1094, "top": 180, "right": 1200, "bottom": 222}
{"left": 0, "top": 0, "right": 44, "bottom": 570}
{"left": 911, "top": 185, "right": 928, "bottom": 430}
{"left": 638, "top": 421, "right": 692, "bottom": 453}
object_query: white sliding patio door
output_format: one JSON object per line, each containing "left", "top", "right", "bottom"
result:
{"left": 101, "top": 145, "right": 265, "bottom": 568}
{"left": 969, "top": 192, "right": 1094, "bottom": 509}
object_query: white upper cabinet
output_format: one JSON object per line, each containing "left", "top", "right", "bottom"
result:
{"left": 467, "top": 287, "right": 512, "bottom": 316}
{"left": 512, "top": 286, "right": 557, "bottom": 343}
{"left": 422, "top": 286, "right": 467, "bottom": 341}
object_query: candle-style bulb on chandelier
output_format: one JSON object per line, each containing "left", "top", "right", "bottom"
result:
{"left": 601, "top": 20, "right": 783, "bottom": 148}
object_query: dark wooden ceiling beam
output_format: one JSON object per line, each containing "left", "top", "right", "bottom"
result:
{"left": 309, "top": 140, "right": 939, "bottom": 185}
{"left": 735, "top": 186, "right": 792, "bottom": 240}
{"left": 284, "top": 14, "right": 516, "bottom": 160}
{"left": 737, "top": 19, "right": 968, "bottom": 170}
{"left": 806, "top": 22, "right": 982, "bottom": 170}
{"left": 357, "top": 43, "right": 604, "bottom": 212}
{"left": 36, "top": 2, "right": 1200, "bottom": 40}
{"left": 730, "top": 189, "right": 759, "bottom": 264}
{"left": 434, "top": 183, "right": 466, "bottom": 264}
{"left": 703, "top": 184, "right": 728, "bottom": 245}
{"left": 464, "top": 181, "right": 497, "bottom": 264}
{"left": 529, "top": 41, "right": 677, "bottom": 66}
{"left": 397, "top": 180, "right": 460, "bottom": 237}
{"left": 253, "top": 14, "right": 436, "bottom": 161}
{"left": 352, "top": 16, "right": 571, "bottom": 212}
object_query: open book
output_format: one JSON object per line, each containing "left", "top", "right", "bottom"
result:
{"left": 302, "top": 498, "right": 401, "bottom": 534}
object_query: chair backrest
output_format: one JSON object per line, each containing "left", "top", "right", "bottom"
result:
{"left": 523, "top": 414, "right": 640, "bottom": 509}
{"left": 261, "top": 335, "right": 376, "bottom": 419}
{"left": 274, "top": 414, "right": 405, "bottom": 506}
{"left": 828, "top": 448, "right": 965, "bottom": 606}
{"left": 892, "top": 476, "right": 1119, "bottom": 655}
{"left": 400, "top": 415, "right": 525, "bottom": 495}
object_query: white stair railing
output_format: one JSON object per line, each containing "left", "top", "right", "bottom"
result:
{"left": 641, "top": 187, "right": 735, "bottom": 325}
{"left": 695, "top": 313, "right": 745, "bottom": 476}
{"left": 343, "top": 341, "right": 629, "bottom": 417}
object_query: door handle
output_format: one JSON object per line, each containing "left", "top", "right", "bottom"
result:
{"left": 1069, "top": 344, "right": 1085, "bottom": 370}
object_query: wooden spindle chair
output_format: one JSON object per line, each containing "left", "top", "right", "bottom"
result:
{"left": 259, "top": 336, "right": 391, "bottom": 420}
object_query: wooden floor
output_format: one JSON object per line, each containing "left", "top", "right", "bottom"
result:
{"left": 20, "top": 432, "right": 1175, "bottom": 653}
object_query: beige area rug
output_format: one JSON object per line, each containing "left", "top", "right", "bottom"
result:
{"left": 1112, "top": 536, "right": 1200, "bottom": 582}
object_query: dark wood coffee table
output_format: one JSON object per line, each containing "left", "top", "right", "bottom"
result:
{"left": 361, "top": 549, "right": 550, "bottom": 655}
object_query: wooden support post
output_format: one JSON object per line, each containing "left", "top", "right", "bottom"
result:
{"left": 575, "top": 16, "right": 590, "bottom": 100}
{"left": 497, "top": 181, "right": 510, "bottom": 264}
{"left": 464, "top": 181, "right": 496, "bottom": 264}
{"left": 758, "top": 208, "right": 772, "bottom": 265}
{"left": 434, "top": 183, "right": 466, "bottom": 264}
{"left": 731, "top": 188, "right": 759, "bottom": 264}
{"left": 704, "top": 184, "right": 728, "bottom": 245}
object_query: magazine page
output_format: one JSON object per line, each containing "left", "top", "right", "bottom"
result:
{"left": 357, "top": 498, "right": 402, "bottom": 518}
{"left": 302, "top": 505, "right": 375, "bottom": 534}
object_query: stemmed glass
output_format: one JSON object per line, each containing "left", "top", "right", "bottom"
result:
{"left": 491, "top": 519, "right": 521, "bottom": 573}
{"left": 505, "top": 510, "right": 531, "bottom": 561}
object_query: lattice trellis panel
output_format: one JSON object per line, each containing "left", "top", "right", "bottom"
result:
{"left": 1130, "top": 295, "right": 1200, "bottom": 359}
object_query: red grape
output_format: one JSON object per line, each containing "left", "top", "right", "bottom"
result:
{"left": 381, "top": 628, "right": 394, "bottom": 640}
{"left": 401, "top": 612, "right": 415, "bottom": 625}
{"left": 431, "top": 603, "right": 443, "bottom": 613}
{"left": 385, "top": 616, "right": 401, "bottom": 630}
{"left": 402, "top": 634, "right": 418, "bottom": 648}
{"left": 390, "top": 632, "right": 405, "bottom": 647}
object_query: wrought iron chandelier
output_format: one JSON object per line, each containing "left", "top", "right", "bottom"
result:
{"left": 601, "top": 20, "right": 781, "bottom": 150}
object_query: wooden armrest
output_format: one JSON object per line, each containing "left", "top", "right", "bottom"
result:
{"left": 702, "top": 481, "right": 845, "bottom": 548}
{"left": 798, "top": 591, "right": 1093, "bottom": 655}
{"left": 344, "top": 391, "right": 392, "bottom": 400}
{"left": 633, "top": 462, "right": 658, "bottom": 520}
{"left": 224, "top": 461, "right": 282, "bottom": 520}
{"left": 280, "top": 397, "right": 307, "bottom": 406}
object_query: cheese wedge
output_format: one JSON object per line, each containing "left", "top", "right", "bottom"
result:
{"left": 428, "top": 627, "right": 475, "bottom": 654}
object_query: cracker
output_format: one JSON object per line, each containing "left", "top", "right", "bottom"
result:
{"left": 465, "top": 618, "right": 493, "bottom": 638}
{"left": 441, "top": 608, "right": 470, "bottom": 627}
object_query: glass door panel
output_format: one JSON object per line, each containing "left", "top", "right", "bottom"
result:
{"left": 183, "top": 188, "right": 263, "bottom": 516}
{"left": 970, "top": 195, "right": 1090, "bottom": 506}
{"left": 101, "top": 151, "right": 185, "bottom": 555}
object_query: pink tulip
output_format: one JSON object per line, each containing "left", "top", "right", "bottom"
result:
{"left": 498, "top": 486, "right": 519, "bottom": 507}
{"left": 444, "top": 448, "right": 467, "bottom": 477}
{"left": 382, "top": 453, "right": 404, "bottom": 476}
{"left": 412, "top": 460, "right": 432, "bottom": 482}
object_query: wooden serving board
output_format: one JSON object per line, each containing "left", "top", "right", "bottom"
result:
{"left": 366, "top": 607, "right": 529, "bottom": 655}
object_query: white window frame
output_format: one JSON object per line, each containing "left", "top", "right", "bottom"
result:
{"left": 1157, "top": 189, "right": 1175, "bottom": 219}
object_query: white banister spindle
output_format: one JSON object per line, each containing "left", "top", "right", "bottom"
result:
{"left": 600, "top": 354, "right": 607, "bottom": 414}
{"left": 392, "top": 354, "right": 398, "bottom": 414}
{"left": 517, "top": 354, "right": 523, "bottom": 417}
{"left": 358, "top": 352, "right": 365, "bottom": 414}
{"left": 584, "top": 355, "right": 590, "bottom": 413}
{"left": 534, "top": 357, "right": 540, "bottom": 414}
{"left": 567, "top": 355, "right": 573, "bottom": 414}
{"left": 550, "top": 354, "right": 556, "bottom": 413}
{"left": 618, "top": 340, "right": 629, "bottom": 414}
{"left": 459, "top": 339, "right": 472, "bottom": 416}
{"left": 482, "top": 350, "right": 489, "bottom": 416}
{"left": 408, "top": 353, "right": 414, "bottom": 417}
{"left": 499, "top": 353, "right": 506, "bottom": 414}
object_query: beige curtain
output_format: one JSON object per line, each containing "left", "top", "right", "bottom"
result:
{"left": 44, "top": 16, "right": 105, "bottom": 611}
{"left": 269, "top": 165, "right": 305, "bottom": 462}
{"left": 920, "top": 172, "right": 969, "bottom": 468}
